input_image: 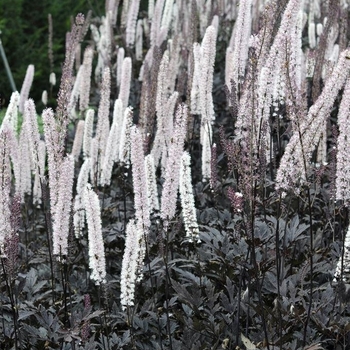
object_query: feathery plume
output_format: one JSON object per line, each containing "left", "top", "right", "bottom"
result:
{"left": 276, "top": 49, "right": 350, "bottom": 194}
{"left": 74, "top": 158, "right": 91, "bottom": 237}
{"left": 179, "top": 151, "right": 199, "bottom": 241}
{"left": 118, "top": 57, "right": 132, "bottom": 109}
{"left": 126, "top": 0, "right": 141, "bottom": 47}
{"left": 135, "top": 19, "right": 143, "bottom": 61}
{"left": 100, "top": 99, "right": 123, "bottom": 185}
{"left": 130, "top": 125, "right": 150, "bottom": 229}
{"left": 33, "top": 141, "right": 46, "bottom": 205}
{"left": 71, "top": 120, "right": 85, "bottom": 161}
{"left": 56, "top": 14, "right": 85, "bottom": 126}
{"left": 19, "top": 64, "right": 35, "bottom": 114}
{"left": 144, "top": 154, "right": 159, "bottom": 212}
{"left": 1, "top": 91, "right": 20, "bottom": 134}
{"left": 84, "top": 184, "right": 106, "bottom": 285}
{"left": 119, "top": 107, "right": 133, "bottom": 164}
{"left": 95, "top": 67, "right": 111, "bottom": 178}
{"left": 161, "top": 104, "right": 188, "bottom": 224}
{"left": 83, "top": 109, "right": 94, "bottom": 159}
{"left": 52, "top": 155, "right": 75, "bottom": 258}
{"left": 0, "top": 127, "right": 13, "bottom": 246}
{"left": 116, "top": 47, "right": 125, "bottom": 87}
{"left": 79, "top": 46, "right": 94, "bottom": 111}
{"left": 336, "top": 76, "right": 350, "bottom": 204}
{"left": 120, "top": 219, "right": 144, "bottom": 309}
{"left": 230, "top": 0, "right": 252, "bottom": 86}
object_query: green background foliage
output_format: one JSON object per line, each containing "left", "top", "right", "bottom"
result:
{"left": 0, "top": 0, "right": 98, "bottom": 109}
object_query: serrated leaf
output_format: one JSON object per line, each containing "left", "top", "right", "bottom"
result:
{"left": 18, "top": 310, "right": 36, "bottom": 321}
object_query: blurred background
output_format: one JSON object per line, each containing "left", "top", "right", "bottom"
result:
{"left": 0, "top": 0, "right": 105, "bottom": 110}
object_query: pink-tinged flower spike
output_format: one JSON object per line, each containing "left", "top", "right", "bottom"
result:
{"left": 180, "top": 151, "right": 199, "bottom": 242}
{"left": 90, "top": 138, "right": 99, "bottom": 186}
{"left": 150, "top": 0, "right": 165, "bottom": 47}
{"left": 111, "top": 99, "right": 124, "bottom": 163}
{"left": 231, "top": 0, "right": 252, "bottom": 87}
{"left": 1, "top": 92, "right": 20, "bottom": 134}
{"left": 17, "top": 125, "right": 32, "bottom": 202}
{"left": 135, "top": 19, "right": 143, "bottom": 61}
{"left": 71, "top": 120, "right": 85, "bottom": 161}
{"left": 68, "top": 65, "right": 83, "bottom": 118}
{"left": 33, "top": 140, "right": 46, "bottom": 205}
{"left": 56, "top": 14, "right": 85, "bottom": 128}
{"left": 95, "top": 67, "right": 111, "bottom": 179}
{"left": 130, "top": 125, "right": 150, "bottom": 229}
{"left": 52, "top": 155, "right": 75, "bottom": 258}
{"left": 119, "top": 107, "right": 133, "bottom": 165}
{"left": 126, "top": 0, "right": 141, "bottom": 47}
{"left": 334, "top": 218, "right": 350, "bottom": 282}
{"left": 148, "top": 0, "right": 154, "bottom": 20}
{"left": 152, "top": 51, "right": 170, "bottom": 166}
{"left": 336, "top": 76, "right": 350, "bottom": 204}
{"left": 24, "top": 99, "right": 41, "bottom": 170}
{"left": 199, "top": 25, "right": 217, "bottom": 127}
{"left": 74, "top": 158, "right": 91, "bottom": 237}
{"left": 83, "top": 109, "right": 94, "bottom": 159}
{"left": 120, "top": 219, "right": 144, "bottom": 309}
{"left": 118, "top": 57, "right": 132, "bottom": 109}
{"left": 79, "top": 46, "right": 94, "bottom": 112}
{"left": 43, "top": 108, "right": 63, "bottom": 217}
{"left": 191, "top": 43, "right": 202, "bottom": 115}
{"left": 161, "top": 104, "right": 188, "bottom": 225}
{"left": 100, "top": 99, "right": 123, "bottom": 186}
{"left": 0, "top": 126, "right": 13, "bottom": 246}
{"left": 276, "top": 49, "right": 350, "bottom": 194}
{"left": 19, "top": 64, "right": 35, "bottom": 114}
{"left": 84, "top": 184, "right": 106, "bottom": 285}
{"left": 144, "top": 154, "right": 159, "bottom": 212}
{"left": 116, "top": 47, "right": 125, "bottom": 88}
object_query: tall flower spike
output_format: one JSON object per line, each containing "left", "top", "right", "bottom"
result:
{"left": 116, "top": 47, "right": 125, "bottom": 87}
{"left": 276, "top": 48, "right": 350, "bottom": 194}
{"left": 1, "top": 92, "right": 20, "bottom": 134}
{"left": 71, "top": 120, "right": 85, "bottom": 161}
{"left": 56, "top": 14, "right": 85, "bottom": 126}
{"left": 180, "top": 152, "right": 199, "bottom": 242}
{"left": 118, "top": 57, "right": 132, "bottom": 109}
{"left": 74, "top": 158, "right": 91, "bottom": 237}
{"left": 100, "top": 99, "right": 123, "bottom": 186}
{"left": 135, "top": 19, "right": 143, "bottom": 61}
{"left": 231, "top": 0, "right": 252, "bottom": 86}
{"left": 79, "top": 46, "right": 94, "bottom": 112}
{"left": 19, "top": 64, "right": 35, "bottom": 114}
{"left": 199, "top": 25, "right": 217, "bottom": 126}
{"left": 120, "top": 219, "right": 144, "bottom": 309}
{"left": 43, "top": 108, "right": 63, "bottom": 217}
{"left": 0, "top": 126, "right": 13, "bottom": 247}
{"left": 33, "top": 140, "right": 46, "bottom": 205}
{"left": 126, "top": 0, "right": 141, "bottom": 47}
{"left": 144, "top": 154, "right": 159, "bottom": 212}
{"left": 83, "top": 109, "right": 94, "bottom": 159}
{"left": 52, "top": 155, "right": 75, "bottom": 258}
{"left": 84, "top": 184, "right": 106, "bottom": 285}
{"left": 119, "top": 107, "right": 133, "bottom": 164}
{"left": 336, "top": 76, "right": 350, "bottom": 204}
{"left": 161, "top": 104, "right": 188, "bottom": 225}
{"left": 130, "top": 126, "right": 150, "bottom": 229}
{"left": 95, "top": 67, "right": 111, "bottom": 179}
